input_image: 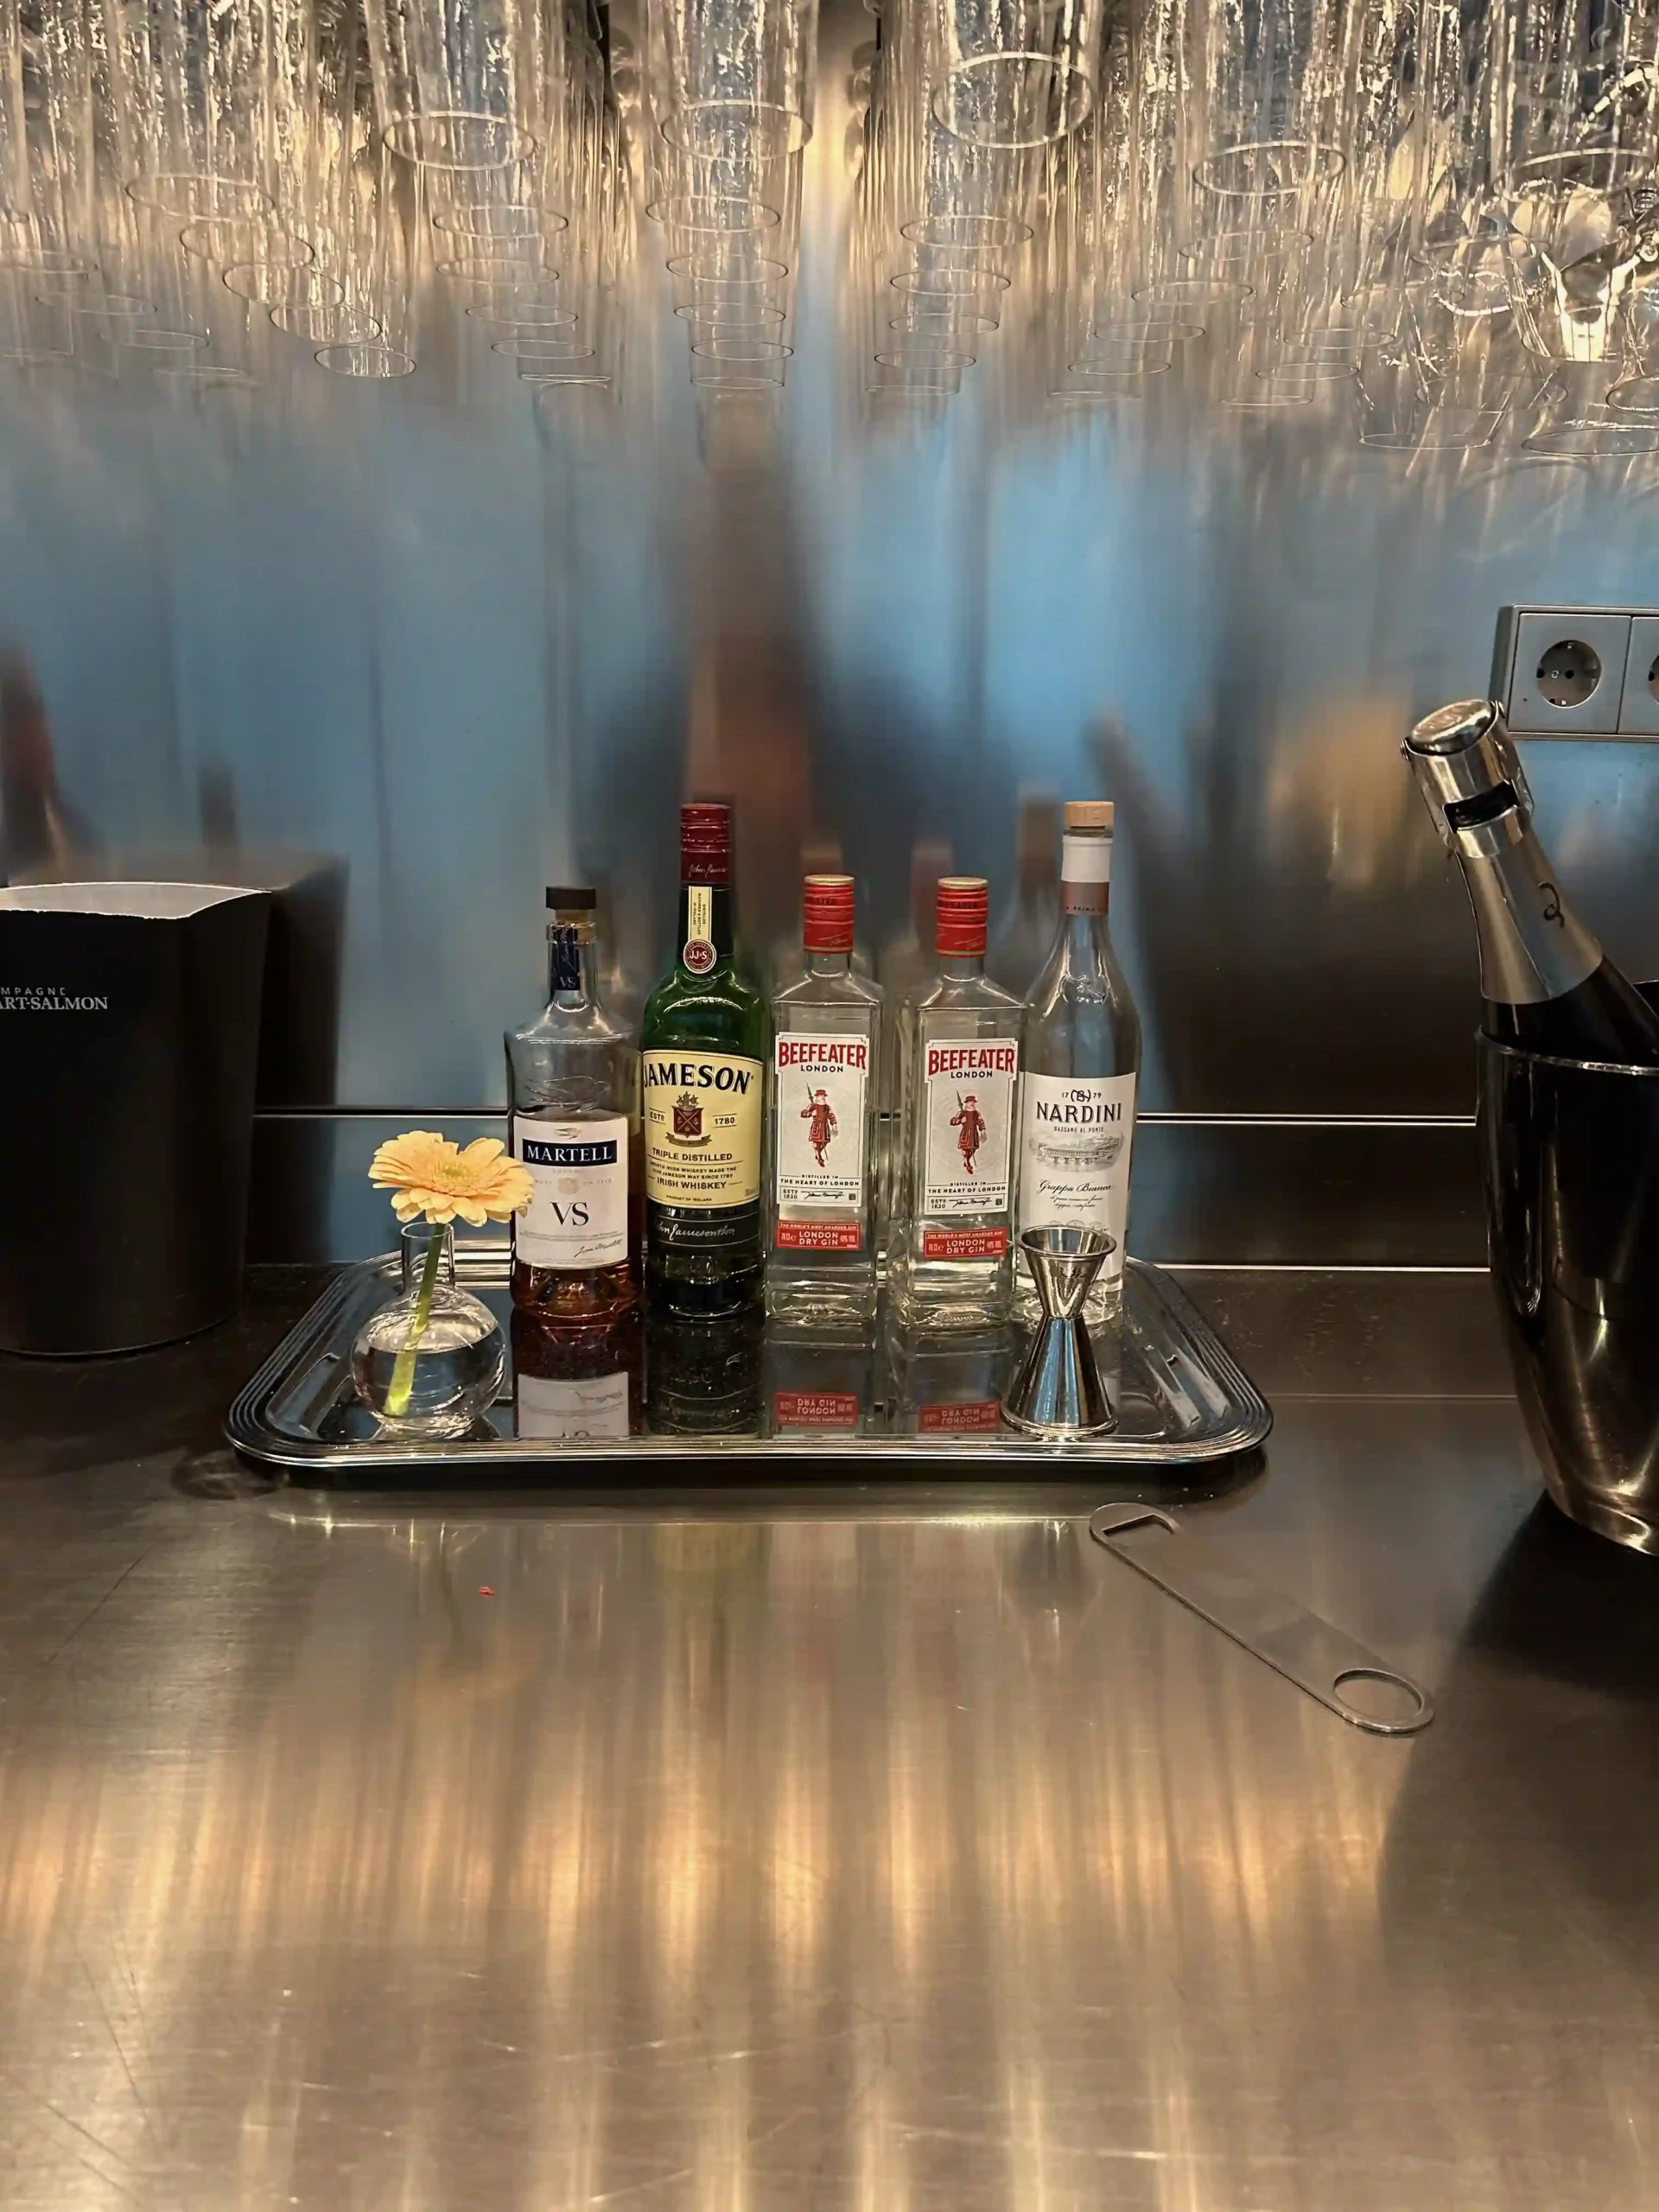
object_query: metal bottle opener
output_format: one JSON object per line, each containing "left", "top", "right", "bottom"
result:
{"left": 1089, "top": 1503, "right": 1434, "bottom": 1736}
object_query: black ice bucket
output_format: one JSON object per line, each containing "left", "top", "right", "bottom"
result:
{"left": 0, "top": 882, "right": 270, "bottom": 1355}
{"left": 1478, "top": 1000, "right": 1659, "bottom": 1552}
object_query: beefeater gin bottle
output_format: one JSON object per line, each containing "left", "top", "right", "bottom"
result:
{"left": 767, "top": 873, "right": 886, "bottom": 1332}
{"left": 888, "top": 877, "right": 1024, "bottom": 1331}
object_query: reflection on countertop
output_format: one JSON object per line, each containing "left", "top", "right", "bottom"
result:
{"left": 3, "top": 1265, "right": 1652, "bottom": 2212}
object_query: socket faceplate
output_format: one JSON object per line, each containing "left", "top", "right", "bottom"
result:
{"left": 1620, "top": 615, "right": 1659, "bottom": 738}
{"left": 1493, "top": 605, "right": 1659, "bottom": 737}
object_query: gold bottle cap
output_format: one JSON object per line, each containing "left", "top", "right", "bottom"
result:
{"left": 1065, "top": 800, "right": 1114, "bottom": 830}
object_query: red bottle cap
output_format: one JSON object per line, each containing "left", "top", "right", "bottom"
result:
{"left": 680, "top": 800, "right": 731, "bottom": 886}
{"left": 936, "top": 875, "right": 988, "bottom": 957}
{"left": 803, "top": 873, "right": 855, "bottom": 953}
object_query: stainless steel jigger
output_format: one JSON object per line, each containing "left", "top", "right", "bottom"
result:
{"left": 1001, "top": 1227, "right": 1118, "bottom": 1439}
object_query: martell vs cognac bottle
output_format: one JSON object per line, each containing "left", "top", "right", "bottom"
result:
{"left": 505, "top": 887, "right": 639, "bottom": 1323}
{"left": 640, "top": 803, "right": 770, "bottom": 1315}
{"left": 1404, "top": 699, "right": 1659, "bottom": 1065}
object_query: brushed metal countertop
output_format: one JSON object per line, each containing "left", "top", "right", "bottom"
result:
{"left": 3, "top": 1267, "right": 1655, "bottom": 2212}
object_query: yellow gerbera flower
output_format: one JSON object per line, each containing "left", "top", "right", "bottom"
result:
{"left": 368, "top": 1130, "right": 532, "bottom": 1226}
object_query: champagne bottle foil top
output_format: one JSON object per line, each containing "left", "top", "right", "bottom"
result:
{"left": 1065, "top": 800, "right": 1113, "bottom": 830}
{"left": 1403, "top": 698, "right": 1533, "bottom": 847}
{"left": 936, "top": 874, "right": 988, "bottom": 956}
{"left": 680, "top": 801, "right": 731, "bottom": 885}
{"left": 546, "top": 885, "right": 596, "bottom": 909}
{"left": 1407, "top": 700, "right": 1499, "bottom": 756}
{"left": 803, "top": 872, "right": 855, "bottom": 952}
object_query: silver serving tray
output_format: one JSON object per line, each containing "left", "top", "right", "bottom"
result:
{"left": 226, "top": 1249, "right": 1270, "bottom": 1476}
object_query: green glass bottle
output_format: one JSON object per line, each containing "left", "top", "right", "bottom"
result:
{"left": 641, "top": 802, "right": 770, "bottom": 1316}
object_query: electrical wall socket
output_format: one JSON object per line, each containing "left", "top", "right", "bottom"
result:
{"left": 1619, "top": 614, "right": 1659, "bottom": 738}
{"left": 1493, "top": 605, "right": 1659, "bottom": 738}
{"left": 1495, "top": 606, "right": 1634, "bottom": 735}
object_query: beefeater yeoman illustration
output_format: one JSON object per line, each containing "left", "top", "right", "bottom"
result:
{"left": 803, "top": 1087, "right": 837, "bottom": 1166}
{"left": 951, "top": 1092, "right": 986, "bottom": 1174}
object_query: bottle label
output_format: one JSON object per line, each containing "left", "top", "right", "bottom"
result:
{"left": 921, "top": 1227, "right": 1008, "bottom": 1260}
{"left": 516, "top": 1370, "right": 631, "bottom": 1440}
{"left": 512, "top": 1115, "right": 629, "bottom": 1269}
{"left": 643, "top": 1051, "right": 764, "bottom": 1210}
{"left": 772, "top": 1389, "right": 861, "bottom": 1431}
{"left": 1459, "top": 819, "right": 1603, "bottom": 1006}
{"left": 683, "top": 884, "right": 716, "bottom": 976}
{"left": 918, "top": 1400, "right": 1002, "bottom": 1433}
{"left": 1061, "top": 830, "right": 1110, "bottom": 916}
{"left": 1018, "top": 1073, "right": 1136, "bottom": 1276}
{"left": 920, "top": 1038, "right": 1018, "bottom": 1218}
{"left": 773, "top": 1032, "right": 869, "bottom": 1236}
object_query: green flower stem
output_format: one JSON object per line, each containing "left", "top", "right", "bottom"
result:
{"left": 385, "top": 1224, "right": 446, "bottom": 1419}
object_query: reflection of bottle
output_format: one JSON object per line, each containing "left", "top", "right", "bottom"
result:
{"left": 1405, "top": 700, "right": 1659, "bottom": 1065}
{"left": 512, "top": 1306, "right": 643, "bottom": 1440}
{"left": 877, "top": 837, "right": 955, "bottom": 1259}
{"left": 877, "top": 836, "right": 955, "bottom": 1004}
{"left": 1016, "top": 803, "right": 1141, "bottom": 1320}
{"left": 642, "top": 804, "right": 770, "bottom": 1316}
{"left": 889, "top": 879, "right": 1023, "bottom": 1329}
{"left": 645, "top": 1303, "right": 765, "bottom": 1436}
{"left": 506, "top": 887, "right": 639, "bottom": 1323}
{"left": 768, "top": 836, "right": 875, "bottom": 988}
{"left": 768, "top": 874, "right": 884, "bottom": 1332}
{"left": 766, "top": 1332, "right": 875, "bottom": 1437}
{"left": 0, "top": 652, "right": 98, "bottom": 881}
{"left": 883, "top": 1321, "right": 1015, "bottom": 1437}
{"left": 988, "top": 791, "right": 1061, "bottom": 998}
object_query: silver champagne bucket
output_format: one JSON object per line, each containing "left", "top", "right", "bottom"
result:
{"left": 1478, "top": 995, "right": 1659, "bottom": 1550}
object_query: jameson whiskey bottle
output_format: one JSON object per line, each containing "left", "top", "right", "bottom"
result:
{"left": 1404, "top": 700, "right": 1659, "bottom": 1065}
{"left": 641, "top": 803, "right": 770, "bottom": 1315}
{"left": 505, "top": 887, "right": 639, "bottom": 1324}
{"left": 1016, "top": 802, "right": 1141, "bottom": 1320}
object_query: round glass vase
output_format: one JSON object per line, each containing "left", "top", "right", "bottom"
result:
{"left": 351, "top": 1221, "right": 505, "bottom": 1440}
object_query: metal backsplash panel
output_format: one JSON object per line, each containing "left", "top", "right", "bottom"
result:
{"left": 0, "top": 0, "right": 1656, "bottom": 1261}
{"left": 9, "top": 373, "right": 1659, "bottom": 1120}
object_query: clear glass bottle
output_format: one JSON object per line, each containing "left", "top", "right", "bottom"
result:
{"left": 505, "top": 886, "right": 639, "bottom": 1324}
{"left": 641, "top": 803, "right": 769, "bottom": 1318}
{"left": 351, "top": 1221, "right": 506, "bottom": 1439}
{"left": 889, "top": 877, "right": 1024, "bottom": 1330}
{"left": 767, "top": 873, "right": 884, "bottom": 1332}
{"left": 1016, "top": 802, "right": 1142, "bottom": 1321}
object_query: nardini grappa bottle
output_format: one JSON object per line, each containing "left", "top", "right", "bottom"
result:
{"left": 1404, "top": 699, "right": 1659, "bottom": 1065}
{"left": 505, "top": 887, "right": 638, "bottom": 1323}
{"left": 1016, "top": 801, "right": 1141, "bottom": 1319}
{"left": 767, "top": 874, "right": 884, "bottom": 1330}
{"left": 641, "top": 803, "right": 770, "bottom": 1316}
{"left": 889, "top": 877, "right": 1024, "bottom": 1329}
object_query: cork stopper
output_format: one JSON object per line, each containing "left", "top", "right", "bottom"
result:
{"left": 1065, "top": 800, "right": 1114, "bottom": 830}
{"left": 803, "top": 873, "right": 855, "bottom": 954}
{"left": 936, "top": 875, "right": 989, "bottom": 957}
{"left": 680, "top": 800, "right": 731, "bottom": 885}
